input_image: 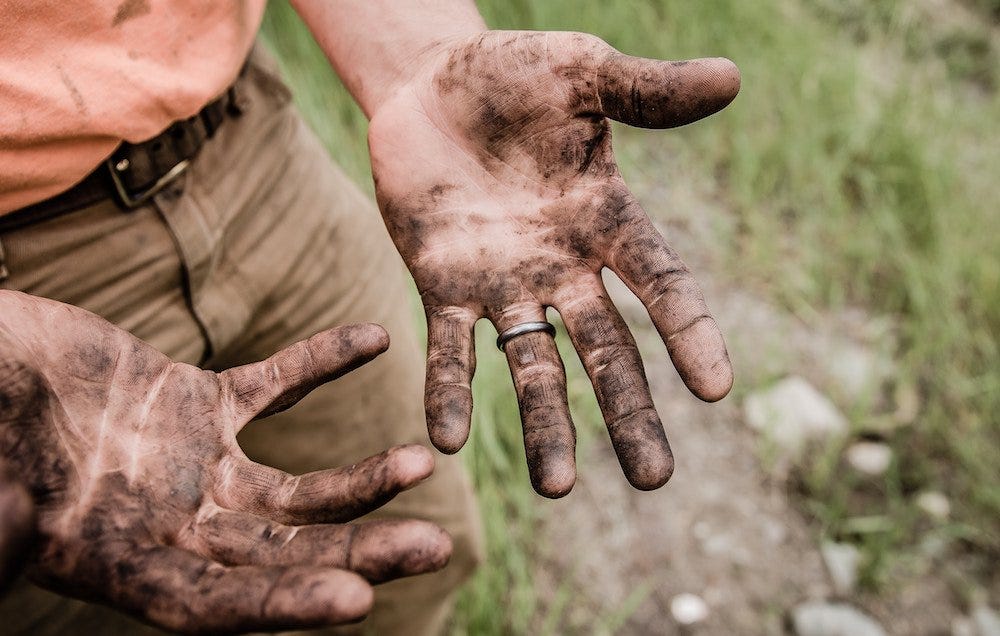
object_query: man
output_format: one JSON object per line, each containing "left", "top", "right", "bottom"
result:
{"left": 0, "top": 0, "right": 739, "bottom": 633}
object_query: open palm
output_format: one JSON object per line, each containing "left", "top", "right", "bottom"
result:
{"left": 0, "top": 291, "right": 450, "bottom": 633}
{"left": 370, "top": 31, "right": 739, "bottom": 497}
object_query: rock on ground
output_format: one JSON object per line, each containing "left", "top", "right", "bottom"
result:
{"left": 670, "top": 593, "right": 709, "bottom": 626}
{"left": 792, "top": 602, "right": 887, "bottom": 636}
{"left": 743, "top": 376, "right": 849, "bottom": 458}
{"left": 916, "top": 491, "right": 951, "bottom": 520}
{"left": 845, "top": 441, "right": 893, "bottom": 476}
{"left": 973, "top": 605, "right": 1000, "bottom": 636}
{"left": 821, "top": 542, "right": 861, "bottom": 596}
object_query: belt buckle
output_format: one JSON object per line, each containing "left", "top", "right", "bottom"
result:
{"left": 106, "top": 157, "right": 190, "bottom": 209}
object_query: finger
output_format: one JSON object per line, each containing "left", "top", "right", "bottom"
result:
{"left": 424, "top": 307, "right": 478, "bottom": 454}
{"left": 608, "top": 209, "right": 733, "bottom": 402}
{"left": 556, "top": 288, "right": 673, "bottom": 490}
{"left": 217, "top": 445, "right": 434, "bottom": 525}
{"left": 104, "top": 543, "right": 373, "bottom": 633}
{"left": 221, "top": 323, "right": 390, "bottom": 426}
{"left": 575, "top": 47, "right": 740, "bottom": 129}
{"left": 185, "top": 506, "right": 452, "bottom": 584}
{"left": 493, "top": 307, "right": 576, "bottom": 498}
{"left": 0, "top": 466, "right": 34, "bottom": 593}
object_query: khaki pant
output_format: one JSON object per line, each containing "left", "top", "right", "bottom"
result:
{"left": 0, "top": 46, "right": 483, "bottom": 635}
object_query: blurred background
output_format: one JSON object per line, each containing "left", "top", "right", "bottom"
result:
{"left": 261, "top": 1, "right": 999, "bottom": 634}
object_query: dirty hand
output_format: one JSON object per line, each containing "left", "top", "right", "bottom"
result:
{"left": 0, "top": 291, "right": 451, "bottom": 633}
{"left": 0, "top": 460, "right": 33, "bottom": 593}
{"left": 370, "top": 31, "right": 739, "bottom": 497}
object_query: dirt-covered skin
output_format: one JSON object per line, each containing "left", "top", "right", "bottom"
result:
{"left": 369, "top": 31, "right": 739, "bottom": 497}
{"left": 0, "top": 290, "right": 452, "bottom": 634}
{"left": 0, "top": 460, "right": 34, "bottom": 593}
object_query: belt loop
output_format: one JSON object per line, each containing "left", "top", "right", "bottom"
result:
{"left": 227, "top": 62, "right": 251, "bottom": 117}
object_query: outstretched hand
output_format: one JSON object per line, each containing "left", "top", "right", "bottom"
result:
{"left": 0, "top": 460, "right": 33, "bottom": 593}
{"left": 370, "top": 31, "right": 738, "bottom": 497}
{"left": 0, "top": 291, "right": 451, "bottom": 633}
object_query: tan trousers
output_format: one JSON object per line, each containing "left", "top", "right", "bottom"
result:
{"left": 0, "top": 46, "right": 482, "bottom": 635}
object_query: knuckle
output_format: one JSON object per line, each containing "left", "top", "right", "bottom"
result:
{"left": 667, "top": 314, "right": 715, "bottom": 340}
{"left": 559, "top": 31, "right": 614, "bottom": 58}
{"left": 643, "top": 268, "right": 693, "bottom": 305}
{"left": 607, "top": 405, "right": 658, "bottom": 432}
{"left": 275, "top": 474, "right": 301, "bottom": 513}
{"left": 518, "top": 374, "right": 567, "bottom": 415}
{"left": 515, "top": 359, "right": 563, "bottom": 385}
{"left": 426, "top": 342, "right": 465, "bottom": 359}
{"left": 425, "top": 348, "right": 471, "bottom": 381}
{"left": 584, "top": 340, "right": 637, "bottom": 371}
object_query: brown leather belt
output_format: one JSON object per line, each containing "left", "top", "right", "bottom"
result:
{"left": 0, "top": 86, "right": 243, "bottom": 235}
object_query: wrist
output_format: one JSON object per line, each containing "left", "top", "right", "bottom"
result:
{"left": 291, "top": 0, "right": 487, "bottom": 118}
{"left": 364, "top": 28, "right": 487, "bottom": 117}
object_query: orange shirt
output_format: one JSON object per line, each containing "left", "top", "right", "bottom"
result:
{"left": 0, "top": 0, "right": 267, "bottom": 214}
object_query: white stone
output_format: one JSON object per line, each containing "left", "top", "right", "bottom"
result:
{"left": 821, "top": 541, "right": 861, "bottom": 595}
{"left": 792, "top": 602, "right": 887, "bottom": 636}
{"left": 744, "top": 377, "right": 849, "bottom": 457}
{"left": 916, "top": 491, "right": 951, "bottom": 520}
{"left": 670, "top": 593, "right": 709, "bottom": 625}
{"left": 973, "top": 605, "right": 1000, "bottom": 636}
{"left": 763, "top": 518, "right": 788, "bottom": 545}
{"left": 845, "top": 442, "right": 893, "bottom": 476}
{"left": 825, "top": 342, "right": 892, "bottom": 403}
{"left": 952, "top": 616, "right": 975, "bottom": 636}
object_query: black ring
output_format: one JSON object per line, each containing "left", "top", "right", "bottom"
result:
{"left": 496, "top": 321, "right": 556, "bottom": 351}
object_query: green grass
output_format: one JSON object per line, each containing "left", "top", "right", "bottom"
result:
{"left": 262, "top": 0, "right": 999, "bottom": 630}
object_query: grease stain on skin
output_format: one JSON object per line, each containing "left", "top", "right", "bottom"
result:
{"left": 111, "top": 0, "right": 151, "bottom": 27}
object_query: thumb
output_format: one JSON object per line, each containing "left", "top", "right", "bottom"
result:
{"left": 581, "top": 50, "right": 740, "bottom": 129}
{"left": 221, "top": 323, "right": 390, "bottom": 426}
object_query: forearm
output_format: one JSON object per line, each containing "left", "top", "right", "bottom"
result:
{"left": 290, "top": 0, "right": 487, "bottom": 117}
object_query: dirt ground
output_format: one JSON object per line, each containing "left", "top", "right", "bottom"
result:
{"left": 531, "top": 150, "right": 965, "bottom": 635}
